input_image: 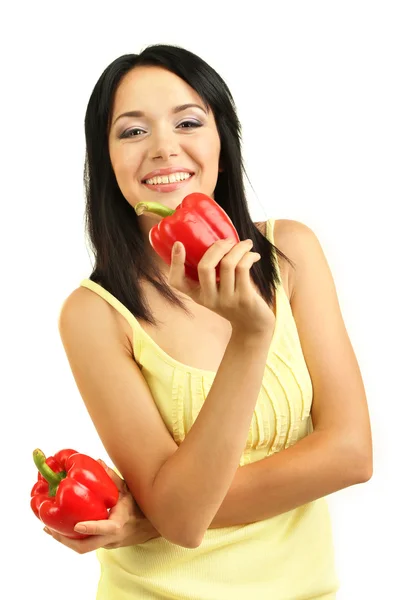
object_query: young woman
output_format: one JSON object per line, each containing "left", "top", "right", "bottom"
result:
{"left": 46, "top": 44, "right": 372, "bottom": 599}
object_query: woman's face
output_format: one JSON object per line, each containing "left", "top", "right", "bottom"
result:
{"left": 108, "top": 66, "right": 222, "bottom": 235}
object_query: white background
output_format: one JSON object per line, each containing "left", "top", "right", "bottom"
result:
{"left": 1, "top": 1, "right": 394, "bottom": 598}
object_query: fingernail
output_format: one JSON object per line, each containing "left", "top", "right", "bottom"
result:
{"left": 173, "top": 242, "right": 181, "bottom": 255}
{"left": 43, "top": 527, "right": 51, "bottom": 534}
{"left": 74, "top": 525, "right": 87, "bottom": 533}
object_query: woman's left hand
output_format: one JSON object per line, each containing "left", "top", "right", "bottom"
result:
{"left": 43, "top": 459, "right": 161, "bottom": 554}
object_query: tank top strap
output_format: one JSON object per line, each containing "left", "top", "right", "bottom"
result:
{"left": 264, "top": 218, "right": 283, "bottom": 286}
{"left": 79, "top": 278, "right": 145, "bottom": 358}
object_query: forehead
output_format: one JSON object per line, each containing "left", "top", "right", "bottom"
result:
{"left": 112, "top": 66, "right": 205, "bottom": 114}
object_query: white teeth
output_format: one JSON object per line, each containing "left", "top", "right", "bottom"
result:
{"left": 145, "top": 172, "right": 192, "bottom": 185}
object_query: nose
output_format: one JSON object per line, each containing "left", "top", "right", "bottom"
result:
{"left": 148, "top": 127, "right": 179, "bottom": 161}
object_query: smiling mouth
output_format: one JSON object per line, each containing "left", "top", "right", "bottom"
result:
{"left": 142, "top": 173, "right": 194, "bottom": 185}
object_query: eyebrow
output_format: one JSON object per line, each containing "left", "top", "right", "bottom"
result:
{"left": 112, "top": 103, "right": 208, "bottom": 127}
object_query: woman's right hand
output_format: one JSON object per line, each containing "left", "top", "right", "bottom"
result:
{"left": 168, "top": 238, "right": 276, "bottom": 336}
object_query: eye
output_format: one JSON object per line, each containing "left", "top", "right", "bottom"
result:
{"left": 120, "top": 128, "right": 146, "bottom": 139}
{"left": 119, "top": 120, "right": 202, "bottom": 139}
{"left": 177, "top": 120, "right": 203, "bottom": 129}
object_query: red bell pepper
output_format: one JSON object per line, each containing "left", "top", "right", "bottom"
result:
{"left": 135, "top": 193, "right": 240, "bottom": 282}
{"left": 31, "top": 448, "right": 119, "bottom": 539}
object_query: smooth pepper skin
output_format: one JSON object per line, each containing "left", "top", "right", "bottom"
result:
{"left": 136, "top": 193, "right": 241, "bottom": 282}
{"left": 31, "top": 448, "right": 119, "bottom": 539}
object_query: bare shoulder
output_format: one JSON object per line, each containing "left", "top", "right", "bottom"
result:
{"left": 255, "top": 217, "right": 304, "bottom": 252}
{"left": 60, "top": 284, "right": 108, "bottom": 309}
{"left": 58, "top": 285, "right": 130, "bottom": 352}
{"left": 255, "top": 218, "right": 309, "bottom": 300}
{"left": 60, "top": 285, "right": 103, "bottom": 315}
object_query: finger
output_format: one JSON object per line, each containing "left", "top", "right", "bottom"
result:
{"left": 74, "top": 519, "right": 121, "bottom": 536}
{"left": 48, "top": 528, "right": 113, "bottom": 554}
{"left": 218, "top": 239, "right": 254, "bottom": 298}
{"left": 168, "top": 242, "right": 186, "bottom": 292}
{"left": 75, "top": 492, "right": 132, "bottom": 536}
{"left": 108, "top": 490, "right": 135, "bottom": 522}
{"left": 235, "top": 251, "right": 261, "bottom": 296}
{"left": 96, "top": 459, "right": 127, "bottom": 492}
{"left": 197, "top": 238, "right": 236, "bottom": 305}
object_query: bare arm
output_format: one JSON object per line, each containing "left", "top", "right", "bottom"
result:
{"left": 142, "top": 426, "right": 369, "bottom": 536}
{"left": 208, "top": 429, "right": 370, "bottom": 528}
{"left": 143, "top": 428, "right": 369, "bottom": 536}
{"left": 152, "top": 328, "right": 274, "bottom": 546}
{"left": 208, "top": 218, "right": 373, "bottom": 528}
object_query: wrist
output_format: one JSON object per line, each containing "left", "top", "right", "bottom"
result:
{"left": 230, "top": 325, "right": 274, "bottom": 345}
{"left": 141, "top": 516, "right": 161, "bottom": 538}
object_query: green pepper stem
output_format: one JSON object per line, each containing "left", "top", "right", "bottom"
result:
{"left": 134, "top": 201, "right": 175, "bottom": 218}
{"left": 33, "top": 449, "right": 65, "bottom": 496}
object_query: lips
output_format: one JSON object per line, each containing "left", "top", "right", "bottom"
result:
{"left": 142, "top": 173, "right": 195, "bottom": 193}
{"left": 141, "top": 167, "right": 195, "bottom": 182}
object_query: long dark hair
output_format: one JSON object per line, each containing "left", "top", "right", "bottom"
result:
{"left": 84, "top": 43, "right": 294, "bottom": 326}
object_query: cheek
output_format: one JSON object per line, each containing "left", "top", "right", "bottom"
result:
{"left": 195, "top": 135, "right": 221, "bottom": 170}
{"left": 111, "top": 148, "right": 140, "bottom": 185}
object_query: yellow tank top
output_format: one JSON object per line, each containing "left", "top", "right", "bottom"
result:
{"left": 79, "top": 219, "right": 340, "bottom": 599}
